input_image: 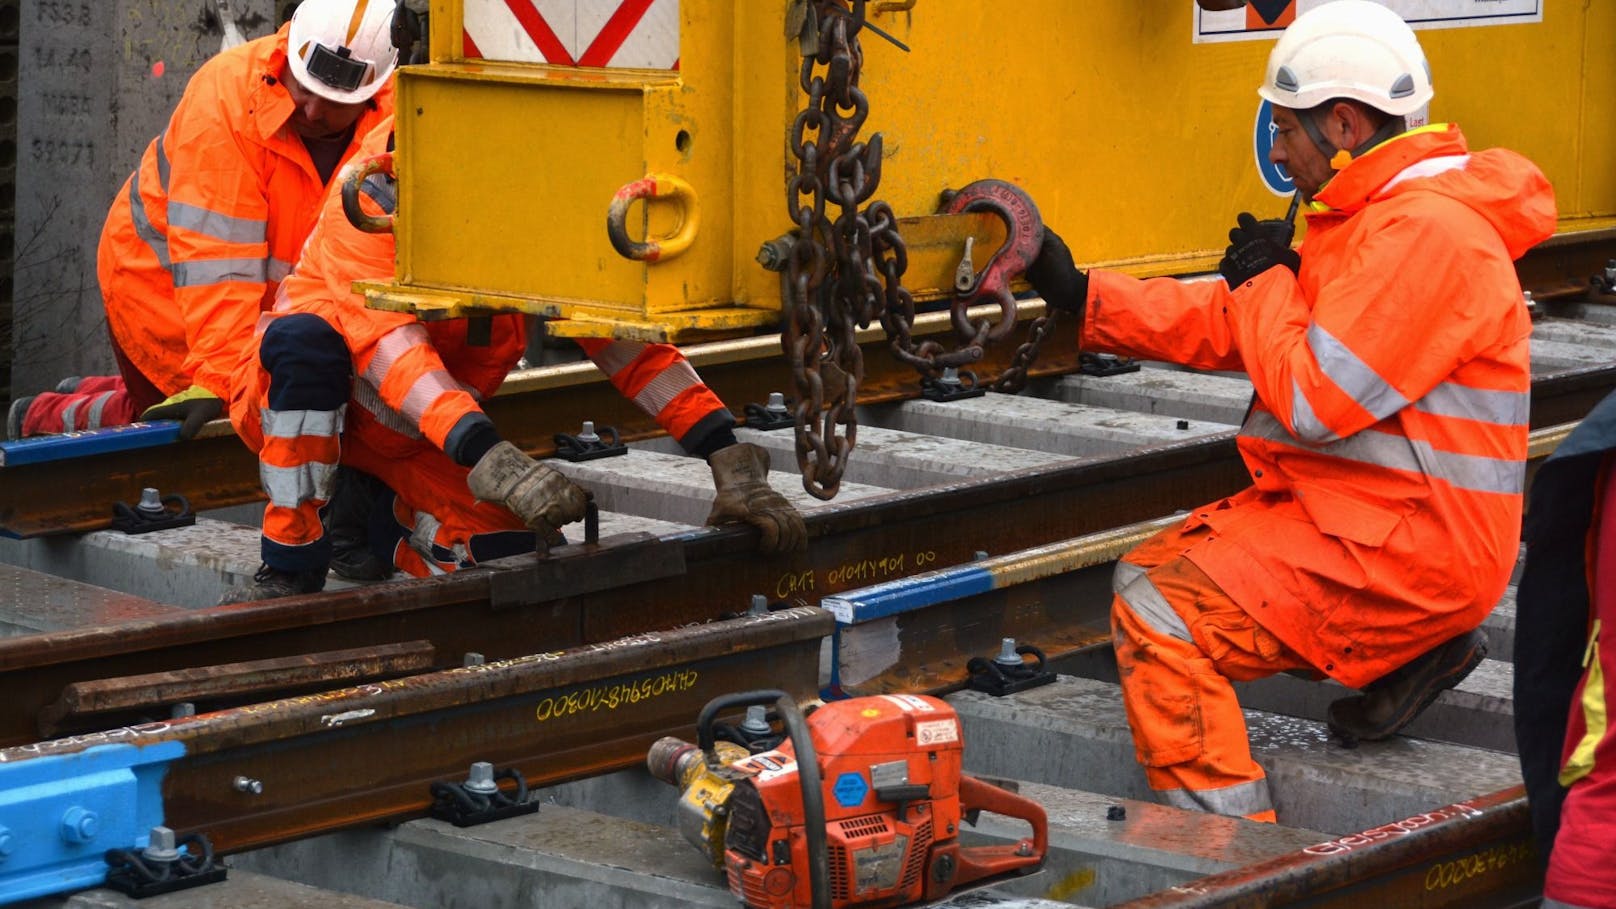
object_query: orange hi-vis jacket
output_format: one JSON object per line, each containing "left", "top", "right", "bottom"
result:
{"left": 99, "top": 24, "right": 393, "bottom": 400}
{"left": 1083, "top": 125, "right": 1557, "bottom": 688}
{"left": 231, "top": 116, "right": 730, "bottom": 470}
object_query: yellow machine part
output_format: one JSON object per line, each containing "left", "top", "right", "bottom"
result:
{"left": 373, "top": 1, "right": 1616, "bottom": 342}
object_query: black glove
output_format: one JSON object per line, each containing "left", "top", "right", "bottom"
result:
{"left": 1024, "top": 228, "right": 1089, "bottom": 315}
{"left": 141, "top": 386, "right": 224, "bottom": 440}
{"left": 1219, "top": 212, "right": 1300, "bottom": 288}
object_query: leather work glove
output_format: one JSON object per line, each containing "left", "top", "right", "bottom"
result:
{"left": 1024, "top": 228, "right": 1089, "bottom": 315}
{"left": 1219, "top": 212, "right": 1300, "bottom": 288}
{"left": 141, "top": 386, "right": 223, "bottom": 440}
{"left": 706, "top": 442, "right": 807, "bottom": 554}
{"left": 467, "top": 441, "right": 588, "bottom": 535}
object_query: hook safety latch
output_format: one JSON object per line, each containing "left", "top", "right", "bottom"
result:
{"left": 340, "top": 152, "right": 396, "bottom": 234}
{"left": 939, "top": 179, "right": 1045, "bottom": 347}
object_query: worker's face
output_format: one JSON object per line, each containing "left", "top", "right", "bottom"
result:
{"left": 1268, "top": 106, "right": 1333, "bottom": 202}
{"left": 282, "top": 64, "right": 368, "bottom": 140}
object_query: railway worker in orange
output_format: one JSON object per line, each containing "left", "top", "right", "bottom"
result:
{"left": 1026, "top": 0, "right": 1556, "bottom": 821}
{"left": 7, "top": 0, "right": 397, "bottom": 440}
{"left": 1514, "top": 390, "right": 1616, "bottom": 909}
{"left": 216, "top": 116, "right": 807, "bottom": 602}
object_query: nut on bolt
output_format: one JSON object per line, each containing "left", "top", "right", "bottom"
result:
{"left": 756, "top": 234, "right": 796, "bottom": 272}
{"left": 233, "top": 775, "right": 264, "bottom": 795}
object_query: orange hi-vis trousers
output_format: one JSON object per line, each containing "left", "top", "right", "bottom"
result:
{"left": 1110, "top": 521, "right": 1316, "bottom": 823}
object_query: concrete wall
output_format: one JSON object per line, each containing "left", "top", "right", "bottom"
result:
{"left": 11, "top": 0, "right": 282, "bottom": 394}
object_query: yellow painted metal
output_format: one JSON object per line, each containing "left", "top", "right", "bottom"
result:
{"left": 378, "top": 1, "right": 1615, "bottom": 341}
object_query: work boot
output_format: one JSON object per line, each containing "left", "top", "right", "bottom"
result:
{"left": 5, "top": 396, "right": 36, "bottom": 440}
{"left": 1327, "top": 628, "right": 1488, "bottom": 745}
{"left": 54, "top": 376, "right": 83, "bottom": 393}
{"left": 217, "top": 564, "right": 327, "bottom": 605}
{"left": 324, "top": 466, "right": 393, "bottom": 582}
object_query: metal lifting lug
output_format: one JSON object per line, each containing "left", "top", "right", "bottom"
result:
{"left": 428, "top": 762, "right": 539, "bottom": 828}
{"left": 743, "top": 393, "right": 795, "bottom": 431}
{"left": 553, "top": 422, "right": 627, "bottom": 462}
{"left": 919, "top": 368, "right": 987, "bottom": 403}
{"left": 1079, "top": 352, "right": 1142, "bottom": 378}
{"left": 104, "top": 827, "right": 228, "bottom": 899}
{"left": 111, "top": 488, "right": 196, "bottom": 535}
{"left": 966, "top": 638, "right": 1057, "bottom": 697}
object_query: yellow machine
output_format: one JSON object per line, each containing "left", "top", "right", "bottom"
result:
{"left": 363, "top": 1, "right": 1615, "bottom": 343}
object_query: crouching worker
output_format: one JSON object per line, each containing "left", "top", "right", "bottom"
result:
{"left": 219, "top": 116, "right": 805, "bottom": 603}
{"left": 1024, "top": 1, "right": 1554, "bottom": 821}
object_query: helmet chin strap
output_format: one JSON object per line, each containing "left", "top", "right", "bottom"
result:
{"left": 1300, "top": 106, "right": 1407, "bottom": 171}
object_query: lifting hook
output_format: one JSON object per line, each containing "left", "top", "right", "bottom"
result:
{"left": 938, "top": 179, "right": 1044, "bottom": 348}
{"left": 607, "top": 173, "right": 700, "bottom": 262}
{"left": 340, "top": 152, "right": 396, "bottom": 234}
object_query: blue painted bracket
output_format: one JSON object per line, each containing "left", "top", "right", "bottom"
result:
{"left": 821, "top": 564, "right": 997, "bottom": 699}
{"left": 0, "top": 740, "right": 183, "bottom": 904}
{"left": 0, "top": 423, "right": 182, "bottom": 468}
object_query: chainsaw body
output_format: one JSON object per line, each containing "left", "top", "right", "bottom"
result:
{"left": 719, "top": 694, "right": 1045, "bottom": 908}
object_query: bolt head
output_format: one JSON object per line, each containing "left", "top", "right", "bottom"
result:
{"left": 60, "top": 807, "right": 99, "bottom": 843}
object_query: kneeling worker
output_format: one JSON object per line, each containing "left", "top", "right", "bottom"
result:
{"left": 219, "top": 116, "right": 805, "bottom": 602}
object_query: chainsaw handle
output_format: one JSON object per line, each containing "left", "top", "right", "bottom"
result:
{"left": 952, "top": 774, "right": 1049, "bottom": 888}
{"left": 693, "top": 690, "right": 832, "bottom": 909}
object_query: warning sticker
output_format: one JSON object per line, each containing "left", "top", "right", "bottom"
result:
{"left": 880, "top": 694, "right": 936, "bottom": 713}
{"left": 915, "top": 719, "right": 959, "bottom": 746}
{"left": 1194, "top": 1, "right": 1542, "bottom": 44}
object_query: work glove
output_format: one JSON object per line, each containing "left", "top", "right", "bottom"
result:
{"left": 141, "top": 386, "right": 223, "bottom": 440}
{"left": 1219, "top": 212, "right": 1300, "bottom": 288}
{"left": 706, "top": 442, "right": 807, "bottom": 554}
{"left": 1024, "top": 228, "right": 1089, "bottom": 315}
{"left": 467, "top": 441, "right": 588, "bottom": 536}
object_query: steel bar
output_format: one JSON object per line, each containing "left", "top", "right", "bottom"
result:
{"left": 1111, "top": 786, "right": 1540, "bottom": 909}
{"left": 0, "top": 606, "right": 832, "bottom": 900}
{"left": 35, "top": 640, "right": 437, "bottom": 738}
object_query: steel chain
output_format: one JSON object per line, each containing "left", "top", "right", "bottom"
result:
{"left": 781, "top": 0, "right": 1050, "bottom": 498}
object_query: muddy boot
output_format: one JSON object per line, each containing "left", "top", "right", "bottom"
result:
{"left": 1327, "top": 628, "right": 1488, "bottom": 745}
{"left": 324, "top": 466, "right": 394, "bottom": 582}
{"left": 6, "top": 395, "right": 36, "bottom": 439}
{"left": 218, "top": 564, "right": 327, "bottom": 605}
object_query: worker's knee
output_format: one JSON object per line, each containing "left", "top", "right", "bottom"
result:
{"left": 261, "top": 314, "right": 351, "bottom": 411}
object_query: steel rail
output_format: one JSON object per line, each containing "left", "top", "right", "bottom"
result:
{"left": 3, "top": 225, "right": 1611, "bottom": 540}
{"left": 0, "top": 606, "right": 832, "bottom": 898}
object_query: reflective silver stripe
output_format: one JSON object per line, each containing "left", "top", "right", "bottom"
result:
{"left": 261, "top": 408, "right": 342, "bottom": 439}
{"left": 1415, "top": 382, "right": 1529, "bottom": 426}
{"left": 1242, "top": 411, "right": 1524, "bottom": 494}
{"left": 352, "top": 379, "right": 424, "bottom": 439}
{"left": 258, "top": 406, "right": 344, "bottom": 507}
{"left": 261, "top": 460, "right": 340, "bottom": 508}
{"left": 171, "top": 257, "right": 266, "bottom": 288}
{"left": 635, "top": 359, "right": 702, "bottom": 417}
{"left": 167, "top": 201, "right": 266, "bottom": 244}
{"left": 85, "top": 391, "right": 116, "bottom": 430}
{"left": 1158, "top": 777, "right": 1273, "bottom": 817}
{"left": 401, "top": 369, "right": 465, "bottom": 424}
{"left": 1300, "top": 322, "right": 1409, "bottom": 440}
{"left": 366, "top": 324, "right": 432, "bottom": 387}
{"left": 126, "top": 167, "right": 172, "bottom": 269}
{"left": 60, "top": 400, "right": 81, "bottom": 434}
{"left": 1379, "top": 154, "right": 1470, "bottom": 194}
{"left": 1114, "top": 563, "right": 1192, "bottom": 643}
{"left": 1540, "top": 899, "right": 1597, "bottom": 909}
{"left": 590, "top": 339, "right": 647, "bottom": 377}
{"left": 268, "top": 257, "right": 293, "bottom": 282}
{"left": 407, "top": 509, "right": 457, "bottom": 575}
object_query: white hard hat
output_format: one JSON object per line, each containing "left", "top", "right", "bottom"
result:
{"left": 287, "top": 0, "right": 398, "bottom": 105}
{"left": 1257, "top": 0, "right": 1433, "bottom": 118}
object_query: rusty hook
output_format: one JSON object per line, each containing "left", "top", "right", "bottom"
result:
{"left": 939, "top": 179, "right": 1044, "bottom": 346}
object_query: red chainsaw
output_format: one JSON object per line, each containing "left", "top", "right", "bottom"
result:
{"left": 648, "top": 690, "right": 1047, "bottom": 909}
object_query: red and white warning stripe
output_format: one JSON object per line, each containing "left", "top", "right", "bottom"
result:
{"left": 463, "top": 0, "right": 680, "bottom": 69}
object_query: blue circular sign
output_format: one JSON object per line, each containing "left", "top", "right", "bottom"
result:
{"left": 1253, "top": 100, "right": 1294, "bottom": 197}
